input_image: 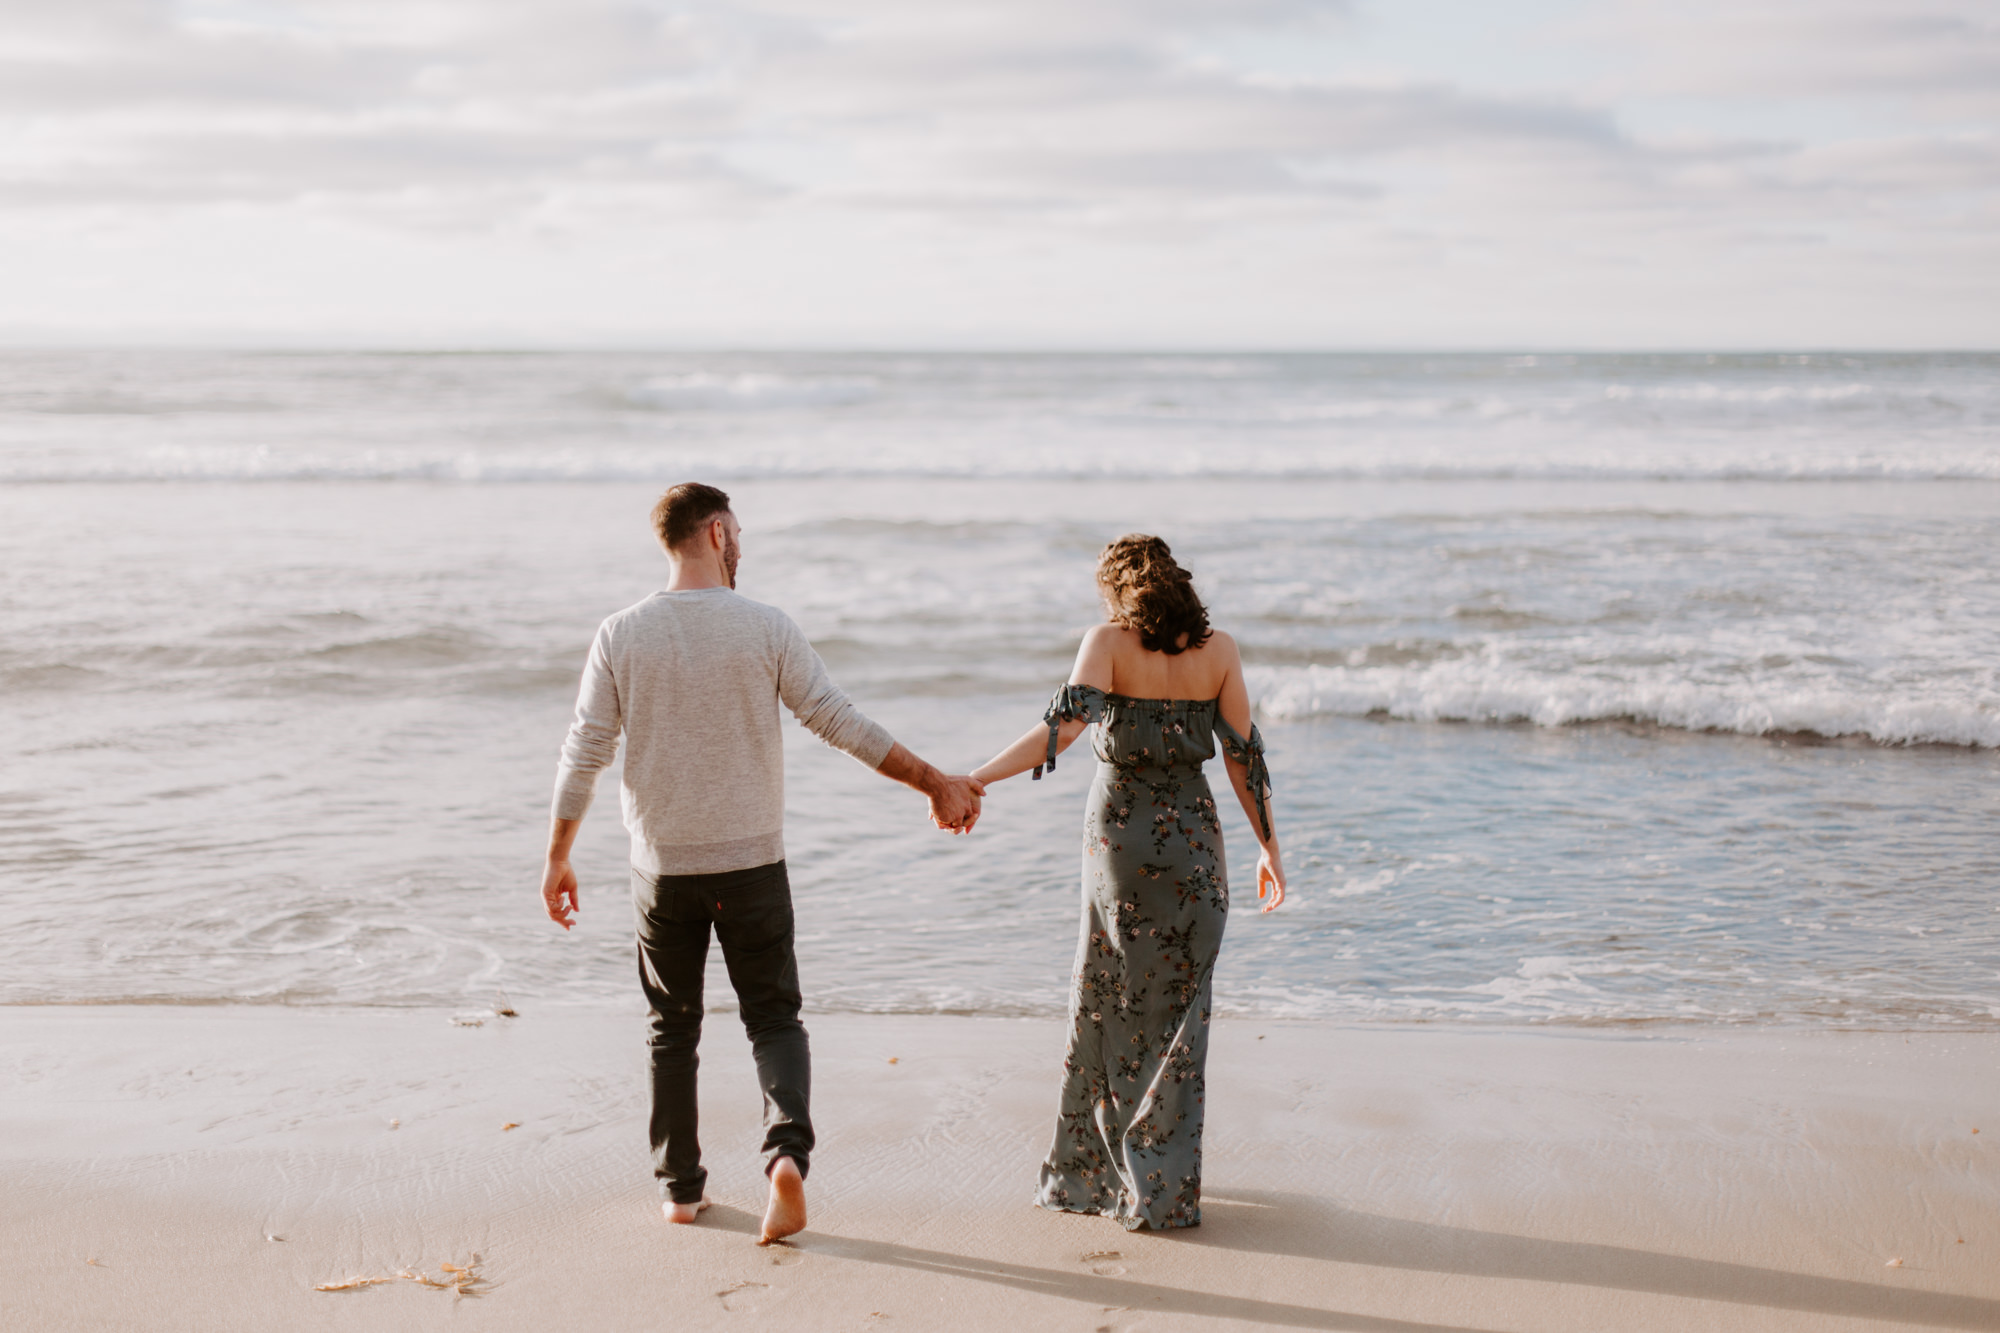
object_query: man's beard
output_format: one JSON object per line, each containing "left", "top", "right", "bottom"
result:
{"left": 723, "top": 534, "right": 740, "bottom": 588}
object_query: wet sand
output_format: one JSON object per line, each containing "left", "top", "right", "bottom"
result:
{"left": 1, "top": 1007, "right": 1994, "bottom": 1331}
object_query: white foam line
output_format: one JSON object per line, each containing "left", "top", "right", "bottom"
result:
{"left": 1249, "top": 663, "right": 2000, "bottom": 748}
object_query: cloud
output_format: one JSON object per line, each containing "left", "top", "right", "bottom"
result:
{"left": 0, "top": 0, "right": 1993, "bottom": 344}
{"left": 1579, "top": 0, "right": 2000, "bottom": 107}
{"left": 0, "top": 0, "right": 1678, "bottom": 226}
{"left": 0, "top": 1, "right": 769, "bottom": 213}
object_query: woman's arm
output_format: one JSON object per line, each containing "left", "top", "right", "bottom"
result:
{"left": 1215, "top": 635, "right": 1287, "bottom": 911}
{"left": 971, "top": 716, "right": 1088, "bottom": 786}
{"left": 971, "top": 626, "right": 1117, "bottom": 787}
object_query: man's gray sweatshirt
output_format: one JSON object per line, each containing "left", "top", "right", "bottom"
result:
{"left": 552, "top": 587, "right": 894, "bottom": 876}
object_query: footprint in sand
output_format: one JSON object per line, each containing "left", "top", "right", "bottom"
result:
{"left": 768, "top": 1246, "right": 805, "bottom": 1267}
{"left": 717, "top": 1280, "right": 769, "bottom": 1312}
{"left": 1083, "top": 1249, "right": 1126, "bottom": 1276}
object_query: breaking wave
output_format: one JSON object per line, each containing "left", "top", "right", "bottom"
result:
{"left": 1249, "top": 661, "right": 2000, "bottom": 748}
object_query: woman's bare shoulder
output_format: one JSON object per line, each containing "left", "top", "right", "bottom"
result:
{"left": 1072, "top": 621, "right": 1128, "bottom": 686}
{"left": 1201, "top": 628, "right": 1241, "bottom": 663}
{"left": 1082, "top": 622, "right": 1148, "bottom": 658}
{"left": 1078, "top": 623, "right": 1133, "bottom": 657}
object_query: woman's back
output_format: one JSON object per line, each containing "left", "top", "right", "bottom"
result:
{"left": 1093, "top": 623, "right": 1237, "bottom": 700}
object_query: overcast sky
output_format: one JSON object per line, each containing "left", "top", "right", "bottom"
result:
{"left": 0, "top": 0, "right": 1994, "bottom": 347}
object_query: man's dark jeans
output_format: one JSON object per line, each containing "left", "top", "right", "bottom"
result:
{"left": 634, "top": 859, "right": 813, "bottom": 1205}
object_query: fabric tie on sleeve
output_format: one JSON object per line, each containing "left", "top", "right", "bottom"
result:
{"left": 1213, "top": 713, "right": 1273, "bottom": 840}
{"left": 1033, "top": 683, "right": 1106, "bottom": 779}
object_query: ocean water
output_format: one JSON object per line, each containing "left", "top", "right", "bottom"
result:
{"left": 1, "top": 351, "right": 1996, "bottom": 1028}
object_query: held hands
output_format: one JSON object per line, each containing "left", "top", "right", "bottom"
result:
{"left": 928, "top": 774, "right": 986, "bottom": 834}
{"left": 1255, "top": 847, "right": 1287, "bottom": 913}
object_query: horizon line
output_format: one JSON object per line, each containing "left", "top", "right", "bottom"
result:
{"left": 0, "top": 339, "right": 1996, "bottom": 357}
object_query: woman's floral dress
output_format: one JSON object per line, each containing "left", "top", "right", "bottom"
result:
{"left": 1030, "top": 683, "right": 1272, "bottom": 1231}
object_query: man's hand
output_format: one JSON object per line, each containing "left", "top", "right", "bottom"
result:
{"left": 928, "top": 775, "right": 985, "bottom": 834}
{"left": 876, "top": 742, "right": 984, "bottom": 834}
{"left": 543, "top": 816, "right": 583, "bottom": 929}
{"left": 542, "top": 857, "right": 579, "bottom": 929}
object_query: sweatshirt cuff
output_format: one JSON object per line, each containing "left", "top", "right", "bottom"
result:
{"left": 853, "top": 720, "right": 894, "bottom": 769}
{"left": 552, "top": 767, "right": 600, "bottom": 821}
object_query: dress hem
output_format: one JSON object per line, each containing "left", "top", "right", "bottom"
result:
{"left": 1033, "top": 1195, "right": 1202, "bottom": 1232}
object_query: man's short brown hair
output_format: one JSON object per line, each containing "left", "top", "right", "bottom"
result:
{"left": 651, "top": 482, "right": 733, "bottom": 551}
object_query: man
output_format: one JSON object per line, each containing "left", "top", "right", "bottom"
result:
{"left": 540, "top": 482, "right": 981, "bottom": 1245}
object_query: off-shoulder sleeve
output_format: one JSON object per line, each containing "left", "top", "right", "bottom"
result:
{"left": 1032, "top": 683, "right": 1106, "bottom": 780}
{"left": 1213, "top": 713, "right": 1273, "bottom": 840}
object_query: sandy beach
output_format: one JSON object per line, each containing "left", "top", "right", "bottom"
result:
{"left": 2, "top": 1006, "right": 1993, "bottom": 1331}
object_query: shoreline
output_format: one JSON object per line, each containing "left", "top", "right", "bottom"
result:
{"left": 4, "top": 1006, "right": 1996, "bottom": 1331}
{"left": 9, "top": 996, "right": 1995, "bottom": 1036}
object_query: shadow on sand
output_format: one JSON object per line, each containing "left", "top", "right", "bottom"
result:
{"left": 762, "top": 1192, "right": 1996, "bottom": 1332}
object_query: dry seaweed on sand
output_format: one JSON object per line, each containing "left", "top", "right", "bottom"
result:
{"left": 403, "top": 1260, "right": 488, "bottom": 1295}
{"left": 316, "top": 1258, "right": 486, "bottom": 1297}
{"left": 314, "top": 1275, "right": 398, "bottom": 1292}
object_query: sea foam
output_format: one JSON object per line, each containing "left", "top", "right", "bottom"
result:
{"left": 1249, "top": 662, "right": 2000, "bottom": 748}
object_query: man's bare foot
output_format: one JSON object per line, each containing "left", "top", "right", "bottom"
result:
{"left": 758, "top": 1156, "right": 807, "bottom": 1245}
{"left": 663, "top": 1197, "right": 710, "bottom": 1225}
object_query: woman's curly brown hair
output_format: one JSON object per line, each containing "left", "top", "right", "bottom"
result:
{"left": 1097, "top": 534, "right": 1212, "bottom": 655}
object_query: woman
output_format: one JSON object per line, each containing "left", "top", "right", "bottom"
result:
{"left": 972, "top": 534, "right": 1285, "bottom": 1231}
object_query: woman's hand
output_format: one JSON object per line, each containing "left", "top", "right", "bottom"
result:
{"left": 927, "top": 775, "right": 986, "bottom": 833}
{"left": 1255, "top": 846, "right": 1287, "bottom": 913}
